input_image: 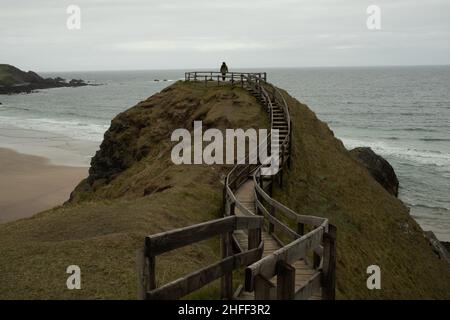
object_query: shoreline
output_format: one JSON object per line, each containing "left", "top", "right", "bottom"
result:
{"left": 0, "top": 125, "right": 100, "bottom": 167}
{"left": 0, "top": 147, "right": 88, "bottom": 223}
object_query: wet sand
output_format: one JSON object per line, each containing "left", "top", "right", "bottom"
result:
{"left": 0, "top": 148, "right": 88, "bottom": 223}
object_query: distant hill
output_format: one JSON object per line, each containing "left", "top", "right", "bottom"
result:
{"left": 0, "top": 64, "right": 89, "bottom": 94}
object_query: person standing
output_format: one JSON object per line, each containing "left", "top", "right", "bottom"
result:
{"left": 220, "top": 62, "right": 228, "bottom": 81}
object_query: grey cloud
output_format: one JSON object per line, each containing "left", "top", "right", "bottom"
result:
{"left": 0, "top": 0, "right": 449, "bottom": 71}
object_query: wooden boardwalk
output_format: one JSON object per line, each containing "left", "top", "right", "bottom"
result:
{"left": 233, "top": 180, "right": 322, "bottom": 300}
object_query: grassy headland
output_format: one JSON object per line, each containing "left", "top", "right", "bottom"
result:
{"left": 0, "top": 64, "right": 88, "bottom": 94}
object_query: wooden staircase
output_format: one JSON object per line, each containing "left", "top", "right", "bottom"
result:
{"left": 232, "top": 180, "right": 322, "bottom": 300}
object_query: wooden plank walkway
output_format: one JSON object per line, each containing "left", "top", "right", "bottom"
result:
{"left": 233, "top": 180, "right": 322, "bottom": 300}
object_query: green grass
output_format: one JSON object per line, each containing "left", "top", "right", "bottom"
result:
{"left": 0, "top": 81, "right": 268, "bottom": 299}
{"left": 0, "top": 64, "right": 24, "bottom": 86}
{"left": 271, "top": 88, "right": 450, "bottom": 299}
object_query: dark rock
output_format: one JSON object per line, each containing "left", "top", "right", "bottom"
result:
{"left": 54, "top": 76, "right": 66, "bottom": 83}
{"left": 349, "top": 147, "right": 399, "bottom": 197}
{"left": 25, "top": 71, "right": 44, "bottom": 83}
{"left": 425, "top": 231, "right": 450, "bottom": 264}
{"left": 68, "top": 79, "right": 86, "bottom": 86}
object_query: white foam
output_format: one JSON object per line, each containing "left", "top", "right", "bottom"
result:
{"left": 0, "top": 115, "right": 109, "bottom": 142}
{"left": 342, "top": 137, "right": 450, "bottom": 169}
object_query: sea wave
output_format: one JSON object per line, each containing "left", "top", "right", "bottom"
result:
{"left": 419, "top": 138, "right": 450, "bottom": 142}
{"left": 342, "top": 137, "right": 450, "bottom": 169}
{"left": 410, "top": 203, "right": 450, "bottom": 213}
{"left": 0, "top": 115, "right": 108, "bottom": 142}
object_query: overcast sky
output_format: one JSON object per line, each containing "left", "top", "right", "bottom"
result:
{"left": 1, "top": 0, "right": 449, "bottom": 71}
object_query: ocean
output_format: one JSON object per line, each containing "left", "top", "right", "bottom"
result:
{"left": 0, "top": 66, "right": 449, "bottom": 241}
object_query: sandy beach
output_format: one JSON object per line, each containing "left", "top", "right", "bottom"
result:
{"left": 0, "top": 147, "right": 88, "bottom": 223}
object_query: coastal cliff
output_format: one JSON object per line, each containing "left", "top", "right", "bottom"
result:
{"left": 0, "top": 81, "right": 448, "bottom": 299}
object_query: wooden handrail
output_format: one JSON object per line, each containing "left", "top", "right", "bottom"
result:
{"left": 245, "top": 225, "right": 325, "bottom": 290}
{"left": 147, "top": 242, "right": 264, "bottom": 300}
{"left": 145, "top": 215, "right": 263, "bottom": 256}
{"left": 214, "top": 72, "right": 336, "bottom": 300}
{"left": 139, "top": 215, "right": 264, "bottom": 300}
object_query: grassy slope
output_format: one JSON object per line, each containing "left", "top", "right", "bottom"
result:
{"left": 0, "top": 82, "right": 268, "bottom": 299}
{"left": 0, "top": 64, "right": 28, "bottom": 86}
{"left": 273, "top": 88, "right": 450, "bottom": 299}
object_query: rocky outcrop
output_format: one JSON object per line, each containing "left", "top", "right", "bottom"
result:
{"left": 349, "top": 147, "right": 399, "bottom": 197}
{"left": 425, "top": 231, "right": 450, "bottom": 264}
{"left": 0, "top": 64, "right": 94, "bottom": 94}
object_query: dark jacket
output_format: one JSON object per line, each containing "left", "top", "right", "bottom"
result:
{"left": 220, "top": 63, "right": 228, "bottom": 74}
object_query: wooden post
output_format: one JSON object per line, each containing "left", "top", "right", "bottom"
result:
{"left": 258, "top": 172, "right": 264, "bottom": 195}
{"left": 230, "top": 201, "right": 236, "bottom": 216}
{"left": 268, "top": 211, "right": 275, "bottom": 234}
{"left": 322, "top": 224, "right": 337, "bottom": 300}
{"left": 288, "top": 120, "right": 292, "bottom": 169}
{"left": 148, "top": 256, "right": 156, "bottom": 291}
{"left": 297, "top": 222, "right": 304, "bottom": 236}
{"left": 248, "top": 227, "right": 261, "bottom": 250}
{"left": 313, "top": 251, "right": 321, "bottom": 269}
{"left": 255, "top": 176, "right": 263, "bottom": 217}
{"left": 221, "top": 231, "right": 233, "bottom": 299}
{"left": 277, "top": 144, "right": 284, "bottom": 188}
{"left": 254, "top": 275, "right": 276, "bottom": 300}
{"left": 136, "top": 248, "right": 146, "bottom": 300}
{"left": 194, "top": 72, "right": 197, "bottom": 81}
{"left": 222, "top": 184, "right": 227, "bottom": 217}
{"left": 276, "top": 260, "right": 295, "bottom": 300}
{"left": 231, "top": 73, "right": 234, "bottom": 86}
{"left": 144, "top": 237, "right": 157, "bottom": 294}
{"left": 269, "top": 175, "right": 274, "bottom": 197}
{"left": 278, "top": 166, "right": 283, "bottom": 189}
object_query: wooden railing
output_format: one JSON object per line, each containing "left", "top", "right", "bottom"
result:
{"left": 185, "top": 71, "right": 267, "bottom": 86}
{"left": 220, "top": 72, "right": 337, "bottom": 300}
{"left": 137, "top": 215, "right": 264, "bottom": 300}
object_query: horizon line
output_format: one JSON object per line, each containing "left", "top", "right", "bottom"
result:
{"left": 35, "top": 63, "right": 450, "bottom": 73}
